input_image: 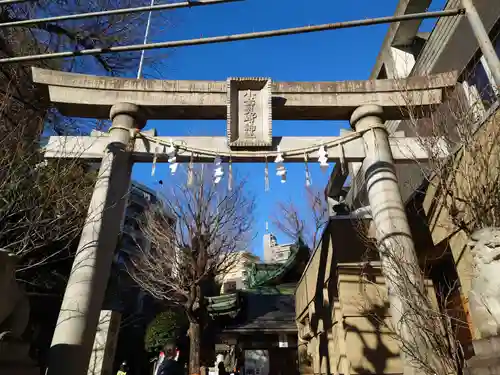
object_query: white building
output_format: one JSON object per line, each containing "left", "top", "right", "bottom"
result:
{"left": 219, "top": 251, "right": 261, "bottom": 294}
{"left": 263, "top": 232, "right": 293, "bottom": 264}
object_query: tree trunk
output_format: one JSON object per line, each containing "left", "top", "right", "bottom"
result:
{"left": 189, "top": 321, "right": 201, "bottom": 375}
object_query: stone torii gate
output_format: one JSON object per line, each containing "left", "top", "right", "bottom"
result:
{"left": 32, "top": 67, "right": 456, "bottom": 375}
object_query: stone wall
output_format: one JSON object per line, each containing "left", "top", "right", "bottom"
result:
{"left": 295, "top": 218, "right": 440, "bottom": 375}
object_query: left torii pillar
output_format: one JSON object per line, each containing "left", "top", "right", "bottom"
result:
{"left": 46, "top": 103, "right": 145, "bottom": 375}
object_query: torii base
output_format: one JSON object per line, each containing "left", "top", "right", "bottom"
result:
{"left": 0, "top": 340, "right": 39, "bottom": 375}
{"left": 465, "top": 336, "right": 500, "bottom": 375}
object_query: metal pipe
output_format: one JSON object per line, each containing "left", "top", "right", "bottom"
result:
{"left": 0, "top": 0, "right": 242, "bottom": 28}
{"left": 461, "top": 0, "right": 500, "bottom": 88}
{"left": 0, "top": 0, "right": 35, "bottom": 4}
{"left": 0, "top": 8, "right": 465, "bottom": 65}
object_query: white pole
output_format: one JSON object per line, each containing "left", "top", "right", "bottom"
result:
{"left": 137, "top": 0, "right": 155, "bottom": 79}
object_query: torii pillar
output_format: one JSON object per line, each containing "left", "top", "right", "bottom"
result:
{"left": 46, "top": 103, "right": 145, "bottom": 375}
{"left": 350, "top": 105, "right": 444, "bottom": 375}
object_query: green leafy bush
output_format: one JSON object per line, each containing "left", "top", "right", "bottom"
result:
{"left": 144, "top": 310, "right": 187, "bottom": 353}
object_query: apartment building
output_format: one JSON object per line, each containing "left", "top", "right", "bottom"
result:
{"left": 263, "top": 232, "right": 293, "bottom": 264}
{"left": 219, "top": 251, "right": 261, "bottom": 294}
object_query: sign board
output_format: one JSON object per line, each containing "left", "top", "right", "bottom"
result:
{"left": 227, "top": 78, "right": 272, "bottom": 148}
{"left": 278, "top": 334, "right": 289, "bottom": 348}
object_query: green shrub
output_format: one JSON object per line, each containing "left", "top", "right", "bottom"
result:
{"left": 144, "top": 310, "right": 187, "bottom": 353}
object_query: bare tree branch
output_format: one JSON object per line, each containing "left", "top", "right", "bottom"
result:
{"left": 272, "top": 186, "right": 328, "bottom": 250}
{"left": 353, "top": 219, "right": 467, "bottom": 375}
{"left": 0, "top": 0, "right": 173, "bottom": 293}
{"left": 128, "top": 166, "right": 255, "bottom": 375}
{"left": 348, "top": 71, "right": 499, "bottom": 375}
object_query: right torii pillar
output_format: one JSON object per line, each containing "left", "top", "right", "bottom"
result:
{"left": 350, "top": 105, "right": 445, "bottom": 375}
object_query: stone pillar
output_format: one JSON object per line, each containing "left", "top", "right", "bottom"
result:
{"left": 87, "top": 310, "right": 121, "bottom": 375}
{"left": 46, "top": 103, "right": 145, "bottom": 375}
{"left": 350, "top": 105, "right": 441, "bottom": 375}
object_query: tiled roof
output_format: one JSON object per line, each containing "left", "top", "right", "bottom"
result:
{"left": 222, "top": 292, "right": 297, "bottom": 333}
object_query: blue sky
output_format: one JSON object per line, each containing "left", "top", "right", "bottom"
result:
{"left": 131, "top": 0, "right": 445, "bottom": 258}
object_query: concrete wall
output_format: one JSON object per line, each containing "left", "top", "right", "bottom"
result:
{"left": 294, "top": 217, "right": 398, "bottom": 375}
{"left": 295, "top": 217, "right": 442, "bottom": 375}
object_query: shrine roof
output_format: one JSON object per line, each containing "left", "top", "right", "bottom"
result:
{"left": 245, "top": 239, "right": 310, "bottom": 289}
{"left": 221, "top": 292, "right": 296, "bottom": 333}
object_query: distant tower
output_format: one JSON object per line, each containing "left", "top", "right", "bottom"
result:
{"left": 263, "top": 221, "right": 274, "bottom": 263}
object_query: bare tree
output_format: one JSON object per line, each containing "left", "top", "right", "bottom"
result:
{"left": 272, "top": 186, "right": 328, "bottom": 250}
{"left": 1, "top": 0, "right": 170, "bottom": 137}
{"left": 396, "top": 74, "right": 500, "bottom": 236}
{"left": 348, "top": 76, "right": 500, "bottom": 375}
{"left": 0, "top": 0, "right": 171, "bottom": 289}
{"left": 353, "top": 220, "right": 467, "bottom": 375}
{"left": 129, "top": 166, "right": 255, "bottom": 375}
{"left": 0, "top": 85, "right": 98, "bottom": 292}
{"left": 2, "top": 0, "right": 168, "bottom": 75}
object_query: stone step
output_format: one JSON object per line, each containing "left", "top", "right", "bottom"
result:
{"left": 472, "top": 336, "right": 500, "bottom": 357}
{"left": 0, "top": 363, "right": 39, "bottom": 375}
{"left": 0, "top": 340, "right": 31, "bottom": 363}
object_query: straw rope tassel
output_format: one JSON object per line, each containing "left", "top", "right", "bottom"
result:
{"left": 339, "top": 143, "right": 346, "bottom": 175}
{"left": 187, "top": 152, "right": 194, "bottom": 186}
{"left": 304, "top": 152, "right": 312, "bottom": 187}
{"left": 151, "top": 147, "right": 158, "bottom": 176}
{"left": 264, "top": 157, "right": 270, "bottom": 192}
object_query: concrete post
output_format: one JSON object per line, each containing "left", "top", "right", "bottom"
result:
{"left": 350, "top": 105, "right": 440, "bottom": 375}
{"left": 88, "top": 310, "right": 122, "bottom": 375}
{"left": 461, "top": 0, "right": 500, "bottom": 88}
{"left": 46, "top": 103, "right": 145, "bottom": 375}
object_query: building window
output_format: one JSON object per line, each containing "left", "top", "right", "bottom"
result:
{"left": 126, "top": 203, "right": 146, "bottom": 222}
{"left": 275, "top": 252, "right": 285, "bottom": 261}
{"left": 462, "top": 24, "right": 500, "bottom": 114}
{"left": 467, "top": 59, "right": 495, "bottom": 111}
{"left": 223, "top": 281, "right": 237, "bottom": 293}
{"left": 495, "top": 30, "right": 500, "bottom": 57}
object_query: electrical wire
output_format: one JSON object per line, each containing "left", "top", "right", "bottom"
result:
{"left": 0, "top": 0, "right": 242, "bottom": 28}
{"left": 0, "top": 8, "right": 465, "bottom": 65}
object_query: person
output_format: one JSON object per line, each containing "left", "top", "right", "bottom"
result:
{"left": 117, "top": 361, "right": 128, "bottom": 375}
{"left": 153, "top": 351, "right": 165, "bottom": 375}
{"left": 156, "top": 343, "right": 183, "bottom": 375}
{"left": 218, "top": 362, "right": 228, "bottom": 375}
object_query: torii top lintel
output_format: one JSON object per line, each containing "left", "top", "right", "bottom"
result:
{"left": 32, "top": 68, "right": 457, "bottom": 121}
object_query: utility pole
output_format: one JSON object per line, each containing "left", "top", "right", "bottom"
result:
{"left": 137, "top": 0, "right": 155, "bottom": 79}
